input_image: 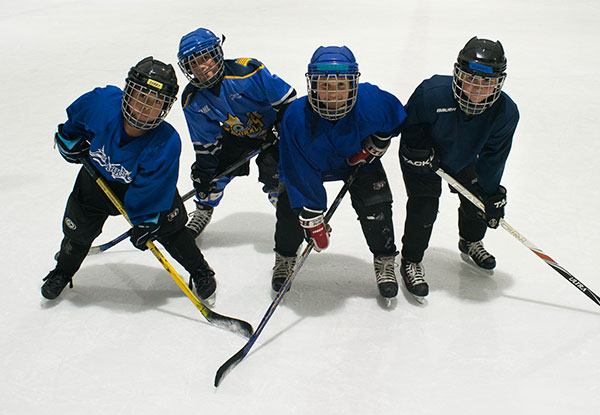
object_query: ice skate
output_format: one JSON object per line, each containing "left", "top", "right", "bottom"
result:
{"left": 186, "top": 201, "right": 214, "bottom": 237}
{"left": 41, "top": 269, "right": 74, "bottom": 300}
{"left": 271, "top": 252, "right": 297, "bottom": 292}
{"left": 189, "top": 263, "right": 217, "bottom": 307}
{"left": 374, "top": 255, "right": 399, "bottom": 304}
{"left": 400, "top": 259, "right": 429, "bottom": 303}
{"left": 459, "top": 238, "right": 496, "bottom": 271}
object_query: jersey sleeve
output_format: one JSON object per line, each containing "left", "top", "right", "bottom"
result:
{"left": 279, "top": 104, "right": 328, "bottom": 212}
{"left": 62, "top": 86, "right": 119, "bottom": 140}
{"left": 399, "top": 83, "right": 431, "bottom": 148}
{"left": 181, "top": 85, "right": 222, "bottom": 175}
{"left": 254, "top": 62, "right": 297, "bottom": 124}
{"left": 475, "top": 100, "right": 520, "bottom": 194}
{"left": 124, "top": 128, "right": 181, "bottom": 225}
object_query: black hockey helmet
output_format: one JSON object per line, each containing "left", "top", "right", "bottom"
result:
{"left": 122, "top": 57, "right": 179, "bottom": 130}
{"left": 452, "top": 37, "right": 507, "bottom": 115}
{"left": 456, "top": 36, "right": 506, "bottom": 78}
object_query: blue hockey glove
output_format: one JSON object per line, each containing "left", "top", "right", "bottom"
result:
{"left": 130, "top": 221, "right": 160, "bottom": 251}
{"left": 54, "top": 124, "right": 90, "bottom": 164}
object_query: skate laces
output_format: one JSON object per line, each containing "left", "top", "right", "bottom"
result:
{"left": 273, "top": 254, "right": 296, "bottom": 279}
{"left": 186, "top": 204, "right": 213, "bottom": 234}
{"left": 467, "top": 241, "right": 492, "bottom": 262}
{"left": 375, "top": 257, "right": 398, "bottom": 284}
{"left": 403, "top": 261, "right": 426, "bottom": 285}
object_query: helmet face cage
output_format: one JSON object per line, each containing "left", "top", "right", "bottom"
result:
{"left": 178, "top": 43, "right": 224, "bottom": 89}
{"left": 306, "top": 72, "right": 360, "bottom": 121}
{"left": 452, "top": 64, "right": 506, "bottom": 115}
{"left": 122, "top": 80, "right": 176, "bottom": 130}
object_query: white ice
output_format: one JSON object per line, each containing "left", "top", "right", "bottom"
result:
{"left": 2, "top": 0, "right": 600, "bottom": 414}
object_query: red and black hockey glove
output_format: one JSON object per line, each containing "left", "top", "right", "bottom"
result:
{"left": 299, "top": 207, "right": 330, "bottom": 252}
{"left": 347, "top": 133, "right": 392, "bottom": 166}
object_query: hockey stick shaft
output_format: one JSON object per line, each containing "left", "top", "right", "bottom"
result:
{"left": 214, "top": 164, "right": 362, "bottom": 387}
{"left": 85, "top": 141, "right": 274, "bottom": 255}
{"left": 435, "top": 167, "right": 600, "bottom": 307}
{"left": 80, "top": 156, "right": 254, "bottom": 338}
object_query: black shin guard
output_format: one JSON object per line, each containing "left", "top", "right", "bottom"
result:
{"left": 356, "top": 202, "right": 397, "bottom": 257}
{"left": 401, "top": 197, "right": 439, "bottom": 263}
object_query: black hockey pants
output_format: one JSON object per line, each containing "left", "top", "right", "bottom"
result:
{"left": 214, "top": 130, "right": 279, "bottom": 188}
{"left": 399, "top": 164, "right": 487, "bottom": 263}
{"left": 55, "top": 167, "right": 208, "bottom": 276}
{"left": 274, "top": 163, "right": 397, "bottom": 258}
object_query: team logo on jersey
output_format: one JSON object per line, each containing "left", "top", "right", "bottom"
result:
{"left": 222, "top": 112, "right": 265, "bottom": 138}
{"left": 436, "top": 107, "right": 457, "bottom": 113}
{"left": 90, "top": 147, "right": 133, "bottom": 183}
{"left": 199, "top": 105, "right": 211, "bottom": 114}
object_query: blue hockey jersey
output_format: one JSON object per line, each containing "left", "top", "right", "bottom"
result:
{"left": 61, "top": 86, "right": 181, "bottom": 225}
{"left": 401, "top": 75, "right": 519, "bottom": 194}
{"left": 181, "top": 58, "right": 296, "bottom": 176}
{"left": 280, "top": 83, "right": 407, "bottom": 211}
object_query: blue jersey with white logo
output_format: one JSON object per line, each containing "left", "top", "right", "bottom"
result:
{"left": 279, "top": 83, "right": 407, "bottom": 211}
{"left": 61, "top": 85, "right": 181, "bottom": 225}
{"left": 181, "top": 58, "right": 296, "bottom": 176}
{"left": 401, "top": 75, "right": 519, "bottom": 194}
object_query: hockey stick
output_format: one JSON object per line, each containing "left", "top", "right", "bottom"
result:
{"left": 79, "top": 156, "right": 254, "bottom": 338}
{"left": 82, "top": 140, "right": 275, "bottom": 256}
{"left": 214, "top": 164, "right": 362, "bottom": 387}
{"left": 435, "top": 167, "right": 600, "bottom": 307}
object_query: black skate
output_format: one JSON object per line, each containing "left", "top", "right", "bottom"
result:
{"left": 400, "top": 259, "right": 429, "bottom": 302}
{"left": 189, "top": 263, "right": 217, "bottom": 307}
{"left": 459, "top": 238, "right": 496, "bottom": 270}
{"left": 374, "top": 255, "right": 398, "bottom": 300}
{"left": 271, "top": 252, "right": 297, "bottom": 292}
{"left": 186, "top": 201, "right": 214, "bottom": 237}
{"left": 41, "top": 269, "right": 74, "bottom": 300}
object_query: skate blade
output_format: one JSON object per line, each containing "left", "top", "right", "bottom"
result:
{"left": 200, "top": 292, "right": 216, "bottom": 308}
{"left": 459, "top": 253, "right": 495, "bottom": 275}
{"left": 411, "top": 294, "right": 427, "bottom": 305}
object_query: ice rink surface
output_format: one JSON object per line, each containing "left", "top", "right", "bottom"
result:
{"left": 1, "top": 0, "right": 599, "bottom": 413}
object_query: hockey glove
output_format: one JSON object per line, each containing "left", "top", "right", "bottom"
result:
{"left": 54, "top": 124, "right": 90, "bottom": 164}
{"left": 477, "top": 185, "right": 507, "bottom": 229}
{"left": 190, "top": 162, "right": 217, "bottom": 200}
{"left": 130, "top": 221, "right": 160, "bottom": 251}
{"left": 347, "top": 133, "right": 392, "bottom": 166}
{"left": 299, "top": 207, "right": 330, "bottom": 252}
{"left": 399, "top": 143, "right": 439, "bottom": 173}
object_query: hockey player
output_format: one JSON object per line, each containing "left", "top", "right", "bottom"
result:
{"left": 42, "top": 57, "right": 217, "bottom": 303}
{"left": 272, "top": 45, "right": 407, "bottom": 300}
{"left": 398, "top": 36, "right": 519, "bottom": 299}
{"left": 177, "top": 28, "right": 297, "bottom": 236}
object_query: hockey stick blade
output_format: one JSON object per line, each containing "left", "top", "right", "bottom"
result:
{"left": 206, "top": 311, "right": 254, "bottom": 339}
{"left": 214, "top": 347, "right": 246, "bottom": 387}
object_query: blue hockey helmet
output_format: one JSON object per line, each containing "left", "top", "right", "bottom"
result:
{"left": 306, "top": 46, "right": 360, "bottom": 121}
{"left": 177, "top": 28, "right": 224, "bottom": 89}
{"left": 452, "top": 36, "right": 507, "bottom": 115}
{"left": 122, "top": 56, "right": 178, "bottom": 130}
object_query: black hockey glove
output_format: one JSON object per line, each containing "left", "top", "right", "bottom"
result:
{"left": 54, "top": 124, "right": 90, "bottom": 164}
{"left": 190, "top": 162, "right": 217, "bottom": 199}
{"left": 130, "top": 222, "right": 160, "bottom": 251}
{"left": 347, "top": 133, "right": 392, "bottom": 166}
{"left": 476, "top": 185, "right": 507, "bottom": 229}
{"left": 399, "top": 143, "right": 439, "bottom": 173}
